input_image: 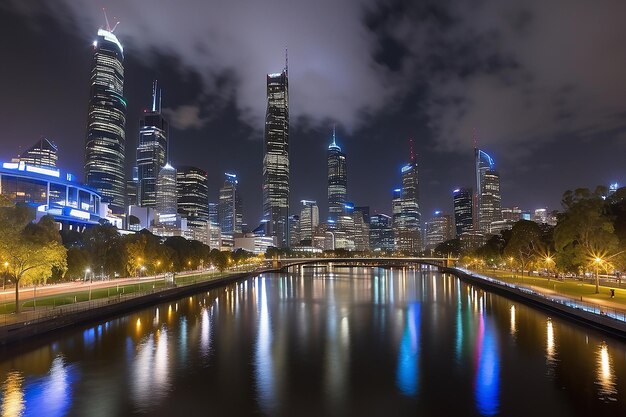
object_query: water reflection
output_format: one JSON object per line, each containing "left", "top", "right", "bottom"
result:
{"left": 255, "top": 278, "right": 276, "bottom": 415}
{"left": 510, "top": 305, "right": 516, "bottom": 335}
{"left": 396, "top": 303, "right": 421, "bottom": 396}
{"left": 474, "top": 308, "right": 500, "bottom": 416}
{"left": 545, "top": 319, "right": 558, "bottom": 376}
{"left": 131, "top": 327, "right": 171, "bottom": 411}
{"left": 1, "top": 372, "right": 24, "bottom": 417}
{"left": 596, "top": 343, "right": 618, "bottom": 401}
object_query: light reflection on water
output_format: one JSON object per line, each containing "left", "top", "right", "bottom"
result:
{"left": 0, "top": 267, "right": 624, "bottom": 416}
{"left": 596, "top": 343, "right": 618, "bottom": 401}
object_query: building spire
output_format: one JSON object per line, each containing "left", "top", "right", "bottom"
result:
{"left": 285, "top": 48, "right": 288, "bottom": 74}
{"left": 409, "top": 138, "right": 416, "bottom": 162}
{"left": 332, "top": 124, "right": 337, "bottom": 147}
{"left": 152, "top": 80, "right": 158, "bottom": 112}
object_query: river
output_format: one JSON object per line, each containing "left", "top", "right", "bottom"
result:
{"left": 0, "top": 266, "right": 624, "bottom": 416}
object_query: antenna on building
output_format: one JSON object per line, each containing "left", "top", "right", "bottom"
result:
{"left": 102, "top": 8, "right": 111, "bottom": 31}
{"left": 332, "top": 124, "right": 337, "bottom": 147}
{"left": 152, "top": 80, "right": 158, "bottom": 112}
{"left": 473, "top": 127, "right": 478, "bottom": 149}
{"left": 409, "top": 138, "right": 416, "bottom": 162}
{"left": 285, "top": 48, "right": 288, "bottom": 74}
{"left": 158, "top": 88, "right": 162, "bottom": 113}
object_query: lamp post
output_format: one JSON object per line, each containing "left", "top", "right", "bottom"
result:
{"left": 545, "top": 256, "right": 553, "bottom": 282}
{"left": 84, "top": 267, "right": 91, "bottom": 283}
{"left": 595, "top": 257, "right": 603, "bottom": 294}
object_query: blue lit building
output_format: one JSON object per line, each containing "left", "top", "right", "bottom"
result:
{"left": 0, "top": 161, "right": 106, "bottom": 229}
{"left": 327, "top": 127, "right": 347, "bottom": 222}
{"left": 453, "top": 187, "right": 473, "bottom": 235}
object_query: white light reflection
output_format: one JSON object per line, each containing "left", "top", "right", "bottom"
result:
{"left": 200, "top": 307, "right": 211, "bottom": 356}
{"left": 510, "top": 305, "right": 516, "bottom": 335}
{"left": 255, "top": 278, "right": 276, "bottom": 414}
{"left": 596, "top": 343, "right": 618, "bottom": 401}
{"left": 545, "top": 319, "right": 557, "bottom": 375}
{"left": 131, "top": 327, "right": 171, "bottom": 411}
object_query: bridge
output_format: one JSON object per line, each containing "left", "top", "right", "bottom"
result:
{"left": 273, "top": 257, "right": 458, "bottom": 271}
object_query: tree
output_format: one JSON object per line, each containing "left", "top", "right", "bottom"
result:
{"left": 504, "top": 220, "right": 542, "bottom": 276}
{"left": 554, "top": 188, "right": 619, "bottom": 283}
{"left": 433, "top": 238, "right": 462, "bottom": 258}
{"left": 0, "top": 207, "right": 66, "bottom": 313}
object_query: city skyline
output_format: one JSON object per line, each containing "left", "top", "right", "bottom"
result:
{"left": 1, "top": 2, "right": 625, "bottom": 225}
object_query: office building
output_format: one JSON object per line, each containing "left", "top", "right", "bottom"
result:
{"left": 177, "top": 166, "right": 209, "bottom": 243}
{"left": 425, "top": 211, "right": 454, "bottom": 250}
{"left": 328, "top": 127, "right": 347, "bottom": 221}
{"left": 299, "top": 200, "right": 319, "bottom": 243}
{"left": 137, "top": 81, "right": 168, "bottom": 207}
{"left": 370, "top": 214, "right": 395, "bottom": 252}
{"left": 155, "top": 163, "right": 177, "bottom": 224}
{"left": 479, "top": 169, "right": 502, "bottom": 232}
{"left": 453, "top": 188, "right": 473, "bottom": 236}
{"left": 219, "top": 173, "right": 242, "bottom": 235}
{"left": 13, "top": 138, "right": 58, "bottom": 168}
{"left": 84, "top": 25, "right": 127, "bottom": 213}
{"left": 262, "top": 63, "right": 289, "bottom": 247}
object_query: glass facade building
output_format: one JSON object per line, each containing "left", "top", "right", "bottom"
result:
{"left": 137, "top": 81, "right": 168, "bottom": 208}
{"left": 369, "top": 214, "right": 394, "bottom": 252}
{"left": 480, "top": 170, "right": 502, "bottom": 232}
{"left": 219, "top": 173, "right": 242, "bottom": 235}
{"left": 155, "top": 163, "right": 177, "bottom": 224}
{"left": 84, "top": 28, "right": 127, "bottom": 213}
{"left": 177, "top": 166, "right": 209, "bottom": 243}
{"left": 299, "top": 200, "right": 319, "bottom": 243}
{"left": 453, "top": 187, "right": 473, "bottom": 236}
{"left": 395, "top": 157, "right": 421, "bottom": 252}
{"left": 14, "top": 138, "right": 58, "bottom": 168}
{"left": 327, "top": 128, "right": 347, "bottom": 222}
{"left": 262, "top": 68, "right": 289, "bottom": 247}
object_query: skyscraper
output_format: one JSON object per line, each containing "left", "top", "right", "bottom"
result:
{"left": 474, "top": 148, "right": 502, "bottom": 232}
{"left": 425, "top": 211, "right": 454, "bottom": 250}
{"left": 219, "top": 173, "right": 242, "bottom": 236}
{"left": 453, "top": 188, "right": 473, "bottom": 236}
{"left": 299, "top": 200, "right": 319, "bottom": 243}
{"left": 395, "top": 141, "right": 421, "bottom": 252}
{"left": 177, "top": 166, "right": 209, "bottom": 243}
{"left": 84, "top": 25, "right": 127, "bottom": 213}
{"left": 327, "top": 127, "right": 347, "bottom": 222}
{"left": 14, "top": 138, "right": 58, "bottom": 168}
{"left": 208, "top": 202, "right": 221, "bottom": 249}
{"left": 137, "top": 81, "right": 168, "bottom": 207}
{"left": 262, "top": 62, "right": 289, "bottom": 248}
{"left": 479, "top": 170, "right": 502, "bottom": 232}
{"left": 370, "top": 214, "right": 394, "bottom": 252}
{"left": 155, "top": 163, "right": 177, "bottom": 224}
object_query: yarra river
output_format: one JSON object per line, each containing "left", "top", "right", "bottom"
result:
{"left": 1, "top": 266, "right": 625, "bottom": 416}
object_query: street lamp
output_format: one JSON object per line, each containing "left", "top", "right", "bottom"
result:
{"left": 84, "top": 267, "right": 91, "bottom": 282}
{"left": 594, "top": 257, "right": 603, "bottom": 294}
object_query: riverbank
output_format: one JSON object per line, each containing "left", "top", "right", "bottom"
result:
{"left": 443, "top": 266, "right": 626, "bottom": 339}
{"left": 0, "top": 268, "right": 275, "bottom": 347}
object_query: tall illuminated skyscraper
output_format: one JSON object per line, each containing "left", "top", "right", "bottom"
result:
{"left": 13, "top": 138, "right": 58, "bottom": 168}
{"left": 262, "top": 61, "right": 289, "bottom": 247}
{"left": 327, "top": 127, "right": 347, "bottom": 222}
{"left": 84, "top": 24, "right": 127, "bottom": 213}
{"left": 155, "top": 163, "right": 177, "bottom": 224}
{"left": 299, "top": 200, "right": 319, "bottom": 243}
{"left": 395, "top": 140, "right": 421, "bottom": 252}
{"left": 137, "top": 81, "right": 168, "bottom": 207}
{"left": 219, "top": 173, "right": 243, "bottom": 235}
{"left": 474, "top": 148, "right": 502, "bottom": 232}
{"left": 177, "top": 166, "right": 209, "bottom": 243}
{"left": 453, "top": 187, "right": 473, "bottom": 235}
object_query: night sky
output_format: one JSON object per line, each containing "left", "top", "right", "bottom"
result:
{"left": 1, "top": 1, "right": 625, "bottom": 227}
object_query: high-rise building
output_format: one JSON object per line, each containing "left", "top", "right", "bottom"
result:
{"left": 219, "top": 173, "right": 242, "bottom": 235}
{"left": 126, "top": 166, "right": 138, "bottom": 207}
{"left": 177, "top": 166, "right": 209, "bottom": 243}
{"left": 453, "top": 188, "right": 473, "bottom": 236}
{"left": 208, "top": 202, "right": 221, "bottom": 249}
{"left": 328, "top": 127, "right": 347, "bottom": 222}
{"left": 474, "top": 148, "right": 502, "bottom": 232}
{"left": 479, "top": 170, "right": 502, "bottom": 232}
{"left": 13, "top": 138, "right": 58, "bottom": 168}
{"left": 262, "top": 63, "right": 289, "bottom": 247}
{"left": 352, "top": 209, "right": 370, "bottom": 251}
{"left": 425, "top": 211, "right": 454, "bottom": 250}
{"left": 395, "top": 143, "right": 421, "bottom": 252}
{"left": 137, "top": 81, "right": 168, "bottom": 208}
{"left": 84, "top": 26, "right": 127, "bottom": 213}
{"left": 392, "top": 188, "right": 402, "bottom": 227}
{"left": 289, "top": 214, "right": 301, "bottom": 247}
{"left": 155, "top": 163, "right": 177, "bottom": 224}
{"left": 299, "top": 200, "right": 319, "bottom": 243}
{"left": 502, "top": 207, "right": 522, "bottom": 222}
{"left": 370, "top": 214, "right": 395, "bottom": 252}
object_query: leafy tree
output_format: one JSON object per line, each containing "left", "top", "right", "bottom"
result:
{"left": 0, "top": 207, "right": 66, "bottom": 313}
{"left": 504, "top": 220, "right": 542, "bottom": 276}
{"left": 554, "top": 188, "right": 619, "bottom": 279}
{"left": 434, "top": 238, "right": 462, "bottom": 257}
{"left": 65, "top": 247, "right": 91, "bottom": 280}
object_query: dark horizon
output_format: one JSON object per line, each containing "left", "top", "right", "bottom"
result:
{"left": 1, "top": 1, "right": 625, "bottom": 227}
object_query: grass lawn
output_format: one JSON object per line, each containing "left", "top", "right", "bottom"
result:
{"left": 475, "top": 269, "right": 626, "bottom": 307}
{"left": 0, "top": 271, "right": 230, "bottom": 315}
